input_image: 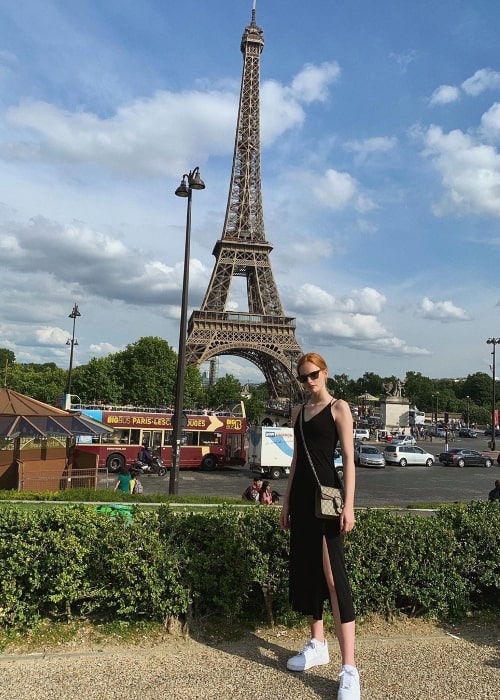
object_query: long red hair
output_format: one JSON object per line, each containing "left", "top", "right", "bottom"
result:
{"left": 296, "top": 352, "right": 328, "bottom": 376}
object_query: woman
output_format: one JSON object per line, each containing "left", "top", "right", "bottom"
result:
{"left": 279, "top": 352, "right": 360, "bottom": 700}
{"left": 259, "top": 480, "right": 273, "bottom": 505}
{"left": 114, "top": 465, "right": 132, "bottom": 494}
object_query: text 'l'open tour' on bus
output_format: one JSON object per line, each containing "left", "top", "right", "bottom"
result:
{"left": 73, "top": 402, "right": 247, "bottom": 473}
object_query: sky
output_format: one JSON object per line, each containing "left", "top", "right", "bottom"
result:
{"left": 1, "top": 0, "right": 500, "bottom": 387}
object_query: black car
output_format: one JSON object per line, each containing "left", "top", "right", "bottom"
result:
{"left": 484, "top": 428, "right": 500, "bottom": 436}
{"left": 458, "top": 428, "right": 478, "bottom": 438}
{"left": 439, "top": 448, "right": 493, "bottom": 468}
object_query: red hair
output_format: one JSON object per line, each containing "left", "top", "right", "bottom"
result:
{"left": 296, "top": 352, "right": 328, "bottom": 375}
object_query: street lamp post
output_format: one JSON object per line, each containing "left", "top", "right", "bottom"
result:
{"left": 169, "top": 167, "right": 205, "bottom": 495}
{"left": 65, "top": 303, "right": 81, "bottom": 408}
{"left": 486, "top": 338, "right": 500, "bottom": 451}
{"left": 466, "top": 395, "right": 470, "bottom": 429}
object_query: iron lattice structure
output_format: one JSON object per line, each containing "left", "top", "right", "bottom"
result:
{"left": 185, "top": 6, "right": 303, "bottom": 400}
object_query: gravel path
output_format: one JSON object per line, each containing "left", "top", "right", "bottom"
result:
{"left": 0, "top": 620, "right": 498, "bottom": 699}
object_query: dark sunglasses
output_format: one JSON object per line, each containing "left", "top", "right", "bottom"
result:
{"left": 298, "top": 369, "right": 321, "bottom": 383}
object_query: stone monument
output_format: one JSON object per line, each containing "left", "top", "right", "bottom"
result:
{"left": 380, "top": 379, "right": 410, "bottom": 429}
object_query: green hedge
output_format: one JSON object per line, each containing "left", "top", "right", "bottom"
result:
{"left": 0, "top": 502, "right": 498, "bottom": 630}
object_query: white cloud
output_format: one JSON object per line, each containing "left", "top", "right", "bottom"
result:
{"left": 428, "top": 85, "right": 460, "bottom": 106}
{"left": 35, "top": 326, "right": 69, "bottom": 346}
{"left": 480, "top": 102, "right": 500, "bottom": 140}
{"left": 89, "top": 342, "right": 122, "bottom": 356}
{"left": 295, "top": 285, "right": 386, "bottom": 316}
{"left": 344, "top": 136, "right": 398, "bottom": 155}
{"left": 417, "top": 297, "right": 470, "bottom": 322}
{"left": 422, "top": 124, "right": 500, "bottom": 216}
{"left": 290, "top": 283, "right": 428, "bottom": 356}
{"left": 462, "top": 68, "right": 500, "bottom": 96}
{"left": 388, "top": 50, "right": 417, "bottom": 73}
{"left": 289, "top": 61, "right": 341, "bottom": 103}
{"left": 311, "top": 168, "right": 376, "bottom": 212}
{"left": 1, "top": 61, "right": 342, "bottom": 177}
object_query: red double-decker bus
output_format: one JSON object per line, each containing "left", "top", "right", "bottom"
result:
{"left": 73, "top": 403, "right": 247, "bottom": 472}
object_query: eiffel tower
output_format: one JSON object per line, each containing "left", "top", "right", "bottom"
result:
{"left": 185, "top": 3, "right": 303, "bottom": 400}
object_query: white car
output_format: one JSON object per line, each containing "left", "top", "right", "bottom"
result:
{"left": 383, "top": 444, "right": 434, "bottom": 467}
{"left": 391, "top": 435, "right": 416, "bottom": 446}
{"left": 353, "top": 428, "right": 370, "bottom": 442}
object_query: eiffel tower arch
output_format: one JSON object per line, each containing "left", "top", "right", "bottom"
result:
{"left": 185, "top": 5, "right": 303, "bottom": 400}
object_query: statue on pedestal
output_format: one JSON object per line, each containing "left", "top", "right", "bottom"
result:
{"left": 383, "top": 378, "right": 405, "bottom": 398}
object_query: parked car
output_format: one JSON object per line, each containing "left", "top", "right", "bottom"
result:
{"left": 438, "top": 448, "right": 493, "bottom": 468}
{"left": 483, "top": 428, "right": 500, "bottom": 436}
{"left": 457, "top": 428, "right": 478, "bottom": 438}
{"left": 383, "top": 444, "right": 435, "bottom": 467}
{"left": 355, "top": 444, "right": 385, "bottom": 468}
{"left": 427, "top": 427, "right": 446, "bottom": 437}
{"left": 353, "top": 428, "right": 370, "bottom": 442}
{"left": 333, "top": 448, "right": 344, "bottom": 481}
{"left": 391, "top": 435, "right": 416, "bottom": 446}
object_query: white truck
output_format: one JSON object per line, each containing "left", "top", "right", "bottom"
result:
{"left": 248, "top": 426, "right": 294, "bottom": 480}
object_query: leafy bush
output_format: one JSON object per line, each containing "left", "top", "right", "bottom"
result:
{"left": 0, "top": 502, "right": 498, "bottom": 631}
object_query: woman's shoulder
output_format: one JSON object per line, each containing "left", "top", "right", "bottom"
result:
{"left": 330, "top": 398, "right": 352, "bottom": 419}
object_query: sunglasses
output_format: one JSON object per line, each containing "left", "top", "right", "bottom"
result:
{"left": 298, "top": 369, "right": 321, "bottom": 383}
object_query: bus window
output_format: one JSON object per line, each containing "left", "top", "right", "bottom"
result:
{"left": 163, "top": 430, "right": 173, "bottom": 446}
{"left": 152, "top": 431, "right": 162, "bottom": 452}
{"left": 130, "top": 429, "right": 141, "bottom": 445}
{"left": 200, "top": 432, "right": 222, "bottom": 445}
{"left": 182, "top": 431, "right": 197, "bottom": 446}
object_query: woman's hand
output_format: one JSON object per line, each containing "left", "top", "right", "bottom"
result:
{"left": 340, "top": 504, "right": 356, "bottom": 533}
{"left": 279, "top": 501, "right": 291, "bottom": 530}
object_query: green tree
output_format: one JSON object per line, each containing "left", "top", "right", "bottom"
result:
{"left": 206, "top": 374, "right": 242, "bottom": 410}
{"left": 71, "top": 357, "right": 122, "bottom": 405}
{"left": 461, "top": 373, "right": 492, "bottom": 406}
{"left": 183, "top": 364, "right": 206, "bottom": 409}
{"left": 8, "top": 363, "right": 66, "bottom": 404}
{"left": 243, "top": 385, "right": 267, "bottom": 424}
{"left": 112, "top": 337, "right": 179, "bottom": 406}
{"left": 328, "top": 373, "right": 354, "bottom": 401}
{"left": 0, "top": 348, "right": 16, "bottom": 380}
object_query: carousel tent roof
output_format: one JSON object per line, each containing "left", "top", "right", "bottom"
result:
{"left": 357, "top": 392, "right": 380, "bottom": 402}
{"left": 0, "top": 387, "right": 111, "bottom": 438}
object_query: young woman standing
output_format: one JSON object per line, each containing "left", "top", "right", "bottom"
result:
{"left": 279, "top": 352, "right": 360, "bottom": 700}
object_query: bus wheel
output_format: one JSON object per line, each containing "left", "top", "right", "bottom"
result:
{"left": 202, "top": 455, "right": 217, "bottom": 471}
{"left": 107, "top": 453, "right": 125, "bottom": 472}
{"left": 269, "top": 466, "right": 281, "bottom": 480}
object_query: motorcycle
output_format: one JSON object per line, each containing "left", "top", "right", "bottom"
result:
{"left": 131, "top": 454, "right": 167, "bottom": 477}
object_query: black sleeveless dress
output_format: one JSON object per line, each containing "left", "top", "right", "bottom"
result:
{"left": 289, "top": 402, "right": 355, "bottom": 623}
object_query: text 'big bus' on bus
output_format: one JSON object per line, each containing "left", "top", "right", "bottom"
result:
{"left": 72, "top": 402, "right": 247, "bottom": 473}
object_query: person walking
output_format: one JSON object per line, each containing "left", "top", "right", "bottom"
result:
{"left": 114, "top": 465, "right": 132, "bottom": 494}
{"left": 279, "top": 352, "right": 360, "bottom": 700}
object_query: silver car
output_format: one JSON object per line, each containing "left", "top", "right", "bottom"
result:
{"left": 355, "top": 444, "right": 385, "bottom": 468}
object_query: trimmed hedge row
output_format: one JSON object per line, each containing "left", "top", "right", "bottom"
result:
{"left": 0, "top": 501, "right": 498, "bottom": 629}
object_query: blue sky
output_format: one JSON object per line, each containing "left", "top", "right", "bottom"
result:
{"left": 1, "top": 0, "right": 500, "bottom": 386}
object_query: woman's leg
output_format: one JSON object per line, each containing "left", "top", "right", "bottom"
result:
{"left": 322, "top": 537, "right": 356, "bottom": 666}
{"left": 310, "top": 616, "right": 325, "bottom": 642}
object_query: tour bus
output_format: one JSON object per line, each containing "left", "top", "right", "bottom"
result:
{"left": 72, "top": 403, "right": 247, "bottom": 472}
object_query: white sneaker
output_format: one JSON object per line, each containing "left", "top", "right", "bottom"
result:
{"left": 338, "top": 665, "right": 360, "bottom": 700}
{"left": 286, "top": 638, "right": 329, "bottom": 672}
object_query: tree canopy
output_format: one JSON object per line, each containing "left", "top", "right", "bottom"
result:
{"left": 0, "top": 342, "right": 498, "bottom": 425}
